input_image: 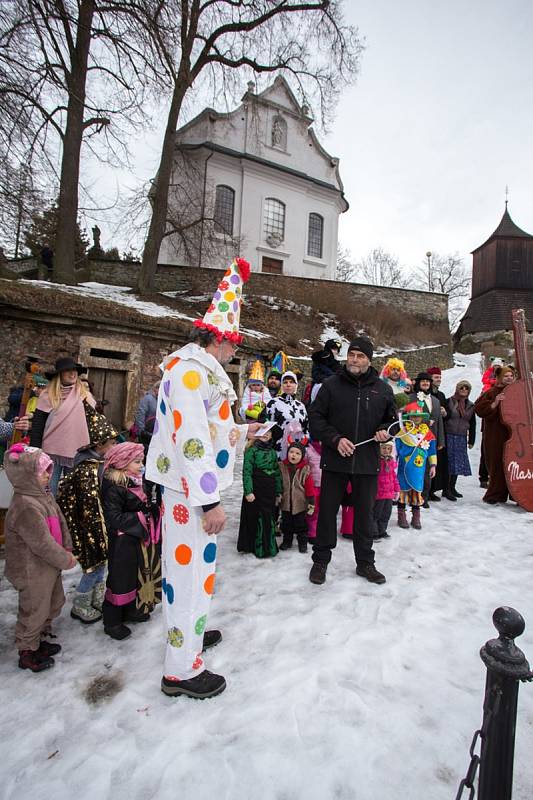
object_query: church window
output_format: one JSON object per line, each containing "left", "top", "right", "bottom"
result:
{"left": 264, "top": 198, "right": 285, "bottom": 243}
{"left": 307, "top": 213, "right": 324, "bottom": 258}
{"left": 214, "top": 185, "right": 235, "bottom": 235}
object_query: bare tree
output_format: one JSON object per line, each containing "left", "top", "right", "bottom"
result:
{"left": 0, "top": 1, "right": 160, "bottom": 282}
{"left": 121, "top": 148, "right": 243, "bottom": 274}
{"left": 415, "top": 251, "right": 471, "bottom": 329}
{"left": 335, "top": 243, "right": 356, "bottom": 282}
{"left": 165, "top": 148, "right": 243, "bottom": 268}
{"left": 0, "top": 161, "right": 43, "bottom": 256}
{"left": 137, "top": 0, "right": 362, "bottom": 292}
{"left": 355, "top": 247, "right": 408, "bottom": 288}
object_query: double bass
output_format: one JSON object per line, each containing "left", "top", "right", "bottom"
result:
{"left": 501, "top": 309, "right": 533, "bottom": 511}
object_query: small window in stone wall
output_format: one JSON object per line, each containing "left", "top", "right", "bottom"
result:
{"left": 90, "top": 347, "right": 129, "bottom": 361}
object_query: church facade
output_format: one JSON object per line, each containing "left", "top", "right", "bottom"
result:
{"left": 456, "top": 205, "right": 533, "bottom": 345}
{"left": 158, "top": 77, "right": 348, "bottom": 280}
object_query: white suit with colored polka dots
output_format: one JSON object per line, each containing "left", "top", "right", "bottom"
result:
{"left": 146, "top": 343, "right": 246, "bottom": 680}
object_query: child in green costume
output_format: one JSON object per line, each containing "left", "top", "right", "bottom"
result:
{"left": 237, "top": 428, "right": 282, "bottom": 558}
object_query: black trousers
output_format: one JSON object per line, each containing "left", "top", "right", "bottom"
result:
{"left": 312, "top": 471, "right": 377, "bottom": 566}
{"left": 373, "top": 499, "right": 392, "bottom": 537}
{"left": 281, "top": 510, "right": 308, "bottom": 544}
{"left": 479, "top": 439, "right": 488, "bottom": 483}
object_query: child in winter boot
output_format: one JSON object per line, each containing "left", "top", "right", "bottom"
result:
{"left": 279, "top": 440, "right": 315, "bottom": 553}
{"left": 395, "top": 401, "right": 437, "bottom": 530}
{"left": 4, "top": 444, "right": 77, "bottom": 672}
{"left": 237, "top": 428, "right": 282, "bottom": 558}
{"left": 57, "top": 409, "right": 118, "bottom": 623}
{"left": 101, "top": 442, "right": 162, "bottom": 640}
{"left": 373, "top": 442, "right": 400, "bottom": 539}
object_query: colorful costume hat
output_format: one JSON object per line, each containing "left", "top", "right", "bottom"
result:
{"left": 380, "top": 357, "right": 408, "bottom": 382}
{"left": 401, "top": 400, "right": 430, "bottom": 421}
{"left": 271, "top": 351, "right": 291, "bottom": 374}
{"left": 85, "top": 406, "right": 119, "bottom": 447}
{"left": 193, "top": 257, "right": 251, "bottom": 345}
{"left": 386, "top": 357, "right": 405, "bottom": 371}
{"left": 248, "top": 359, "right": 265, "bottom": 385}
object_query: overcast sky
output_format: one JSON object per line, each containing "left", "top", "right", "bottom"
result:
{"left": 88, "top": 0, "right": 533, "bottom": 279}
{"left": 327, "top": 0, "right": 533, "bottom": 273}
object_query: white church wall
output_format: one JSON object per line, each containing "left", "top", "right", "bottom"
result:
{"left": 160, "top": 79, "right": 347, "bottom": 279}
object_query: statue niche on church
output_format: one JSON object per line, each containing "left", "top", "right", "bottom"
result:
{"left": 271, "top": 116, "right": 286, "bottom": 150}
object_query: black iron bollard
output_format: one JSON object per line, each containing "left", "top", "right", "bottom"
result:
{"left": 477, "top": 607, "right": 532, "bottom": 800}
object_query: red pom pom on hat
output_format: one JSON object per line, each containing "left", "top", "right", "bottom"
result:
{"left": 193, "top": 319, "right": 244, "bottom": 345}
{"left": 236, "top": 257, "right": 251, "bottom": 283}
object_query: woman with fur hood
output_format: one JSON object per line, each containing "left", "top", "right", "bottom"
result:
{"left": 4, "top": 444, "right": 76, "bottom": 672}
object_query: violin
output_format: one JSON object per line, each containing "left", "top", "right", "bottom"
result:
{"left": 500, "top": 309, "right": 533, "bottom": 511}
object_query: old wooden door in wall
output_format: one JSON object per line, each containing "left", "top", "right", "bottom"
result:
{"left": 89, "top": 368, "right": 127, "bottom": 430}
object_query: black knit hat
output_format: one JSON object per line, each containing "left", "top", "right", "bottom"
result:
{"left": 347, "top": 337, "right": 373, "bottom": 361}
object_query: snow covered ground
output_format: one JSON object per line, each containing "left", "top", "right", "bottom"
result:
{"left": 2, "top": 353, "right": 533, "bottom": 800}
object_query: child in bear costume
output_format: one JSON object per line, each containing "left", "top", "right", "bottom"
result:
{"left": 4, "top": 444, "right": 76, "bottom": 672}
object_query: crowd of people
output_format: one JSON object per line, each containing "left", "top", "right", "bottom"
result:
{"left": 0, "top": 259, "right": 520, "bottom": 699}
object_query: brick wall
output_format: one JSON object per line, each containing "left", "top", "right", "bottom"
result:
{"left": 0, "top": 315, "right": 179, "bottom": 422}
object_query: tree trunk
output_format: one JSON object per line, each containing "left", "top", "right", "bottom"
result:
{"left": 53, "top": 0, "right": 95, "bottom": 285}
{"left": 138, "top": 79, "right": 188, "bottom": 294}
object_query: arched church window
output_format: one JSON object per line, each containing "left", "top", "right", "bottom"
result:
{"left": 307, "top": 213, "right": 324, "bottom": 259}
{"left": 214, "top": 185, "right": 235, "bottom": 235}
{"left": 264, "top": 198, "right": 285, "bottom": 245}
{"left": 271, "top": 115, "right": 287, "bottom": 150}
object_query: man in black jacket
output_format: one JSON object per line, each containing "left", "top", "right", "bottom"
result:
{"left": 308, "top": 337, "right": 397, "bottom": 585}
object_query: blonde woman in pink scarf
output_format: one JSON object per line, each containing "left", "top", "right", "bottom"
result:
{"left": 30, "top": 357, "right": 95, "bottom": 494}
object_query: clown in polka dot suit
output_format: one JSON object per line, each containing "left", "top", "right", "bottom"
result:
{"left": 146, "top": 258, "right": 260, "bottom": 699}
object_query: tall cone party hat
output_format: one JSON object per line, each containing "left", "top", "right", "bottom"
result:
{"left": 248, "top": 359, "right": 265, "bottom": 384}
{"left": 194, "top": 257, "right": 251, "bottom": 344}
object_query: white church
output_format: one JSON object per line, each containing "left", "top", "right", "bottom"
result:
{"left": 158, "top": 76, "right": 348, "bottom": 280}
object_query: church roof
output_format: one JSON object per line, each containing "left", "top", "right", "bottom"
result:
{"left": 472, "top": 206, "right": 533, "bottom": 253}
{"left": 457, "top": 288, "right": 533, "bottom": 336}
